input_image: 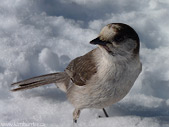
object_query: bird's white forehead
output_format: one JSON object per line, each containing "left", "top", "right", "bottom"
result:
{"left": 99, "top": 24, "right": 121, "bottom": 41}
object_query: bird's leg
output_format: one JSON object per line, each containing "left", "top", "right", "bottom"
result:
{"left": 98, "top": 108, "right": 109, "bottom": 118}
{"left": 73, "top": 109, "right": 81, "bottom": 123}
{"left": 102, "top": 108, "right": 109, "bottom": 117}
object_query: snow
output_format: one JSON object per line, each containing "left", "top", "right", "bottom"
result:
{"left": 0, "top": 0, "right": 169, "bottom": 126}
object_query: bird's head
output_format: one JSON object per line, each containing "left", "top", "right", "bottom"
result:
{"left": 90, "top": 23, "right": 140, "bottom": 57}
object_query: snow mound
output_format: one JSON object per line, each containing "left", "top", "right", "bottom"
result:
{"left": 0, "top": 0, "right": 169, "bottom": 126}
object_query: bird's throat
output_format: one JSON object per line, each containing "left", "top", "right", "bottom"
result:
{"left": 101, "top": 45, "right": 115, "bottom": 56}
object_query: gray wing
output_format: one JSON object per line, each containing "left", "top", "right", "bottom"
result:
{"left": 65, "top": 49, "right": 97, "bottom": 86}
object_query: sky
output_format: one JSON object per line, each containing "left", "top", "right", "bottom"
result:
{"left": 0, "top": 0, "right": 169, "bottom": 127}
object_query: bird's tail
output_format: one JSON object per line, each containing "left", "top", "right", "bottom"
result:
{"left": 11, "top": 72, "right": 70, "bottom": 92}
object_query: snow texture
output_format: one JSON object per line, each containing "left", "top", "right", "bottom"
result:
{"left": 0, "top": 0, "right": 169, "bottom": 127}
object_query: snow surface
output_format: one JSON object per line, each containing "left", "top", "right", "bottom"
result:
{"left": 0, "top": 0, "right": 169, "bottom": 127}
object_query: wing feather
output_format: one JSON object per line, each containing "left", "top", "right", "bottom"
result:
{"left": 65, "top": 49, "right": 97, "bottom": 86}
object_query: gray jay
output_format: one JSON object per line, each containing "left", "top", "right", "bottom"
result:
{"left": 11, "top": 23, "right": 142, "bottom": 123}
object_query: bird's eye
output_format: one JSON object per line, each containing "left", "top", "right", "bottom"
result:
{"left": 114, "top": 35, "right": 125, "bottom": 42}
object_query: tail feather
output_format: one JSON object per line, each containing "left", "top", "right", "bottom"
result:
{"left": 11, "top": 72, "right": 69, "bottom": 92}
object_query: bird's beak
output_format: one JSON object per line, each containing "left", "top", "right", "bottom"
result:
{"left": 90, "top": 37, "right": 112, "bottom": 53}
{"left": 90, "top": 37, "right": 109, "bottom": 46}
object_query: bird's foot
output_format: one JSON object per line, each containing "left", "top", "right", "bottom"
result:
{"left": 73, "top": 109, "right": 81, "bottom": 123}
{"left": 98, "top": 108, "right": 109, "bottom": 118}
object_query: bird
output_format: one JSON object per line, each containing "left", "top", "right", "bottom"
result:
{"left": 11, "top": 23, "right": 142, "bottom": 123}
